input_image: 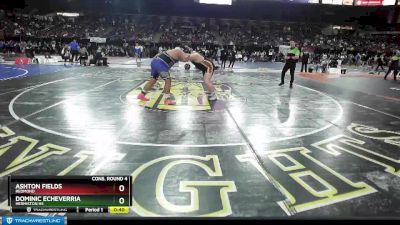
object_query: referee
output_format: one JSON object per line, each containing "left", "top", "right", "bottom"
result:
{"left": 384, "top": 50, "right": 399, "bottom": 80}
{"left": 279, "top": 41, "right": 300, "bottom": 88}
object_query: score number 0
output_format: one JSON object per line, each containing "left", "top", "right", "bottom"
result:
{"left": 118, "top": 185, "right": 126, "bottom": 205}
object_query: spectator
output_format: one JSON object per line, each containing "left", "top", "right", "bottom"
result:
{"left": 19, "top": 40, "right": 27, "bottom": 54}
{"left": 216, "top": 47, "right": 221, "bottom": 64}
{"left": 79, "top": 46, "right": 89, "bottom": 66}
{"left": 122, "top": 39, "right": 129, "bottom": 57}
{"left": 93, "top": 47, "right": 108, "bottom": 66}
{"left": 375, "top": 54, "right": 385, "bottom": 72}
{"left": 228, "top": 49, "right": 236, "bottom": 68}
{"left": 61, "top": 44, "right": 71, "bottom": 66}
{"left": 301, "top": 51, "right": 310, "bottom": 72}
{"left": 69, "top": 39, "right": 80, "bottom": 62}
{"left": 221, "top": 48, "right": 228, "bottom": 69}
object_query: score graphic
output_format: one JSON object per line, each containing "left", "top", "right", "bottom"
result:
{"left": 355, "top": 0, "right": 396, "bottom": 5}
{"left": 8, "top": 176, "right": 131, "bottom": 214}
{"left": 321, "top": 0, "right": 353, "bottom": 5}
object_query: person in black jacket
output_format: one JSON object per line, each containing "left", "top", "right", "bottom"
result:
{"left": 220, "top": 48, "right": 228, "bottom": 69}
{"left": 228, "top": 49, "right": 236, "bottom": 68}
{"left": 301, "top": 51, "right": 309, "bottom": 72}
{"left": 375, "top": 54, "right": 385, "bottom": 72}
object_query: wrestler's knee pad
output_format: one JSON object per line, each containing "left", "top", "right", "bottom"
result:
{"left": 160, "top": 72, "right": 171, "bottom": 80}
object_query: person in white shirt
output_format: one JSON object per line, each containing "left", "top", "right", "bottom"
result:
{"left": 134, "top": 43, "right": 142, "bottom": 63}
{"left": 61, "top": 44, "right": 71, "bottom": 66}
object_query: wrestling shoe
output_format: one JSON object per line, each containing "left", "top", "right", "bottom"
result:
{"left": 137, "top": 93, "right": 150, "bottom": 101}
{"left": 164, "top": 98, "right": 176, "bottom": 105}
{"left": 209, "top": 93, "right": 217, "bottom": 101}
{"left": 278, "top": 82, "right": 284, "bottom": 86}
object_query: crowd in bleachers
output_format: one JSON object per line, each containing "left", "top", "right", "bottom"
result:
{"left": 158, "top": 19, "right": 218, "bottom": 45}
{"left": 1, "top": 10, "right": 400, "bottom": 70}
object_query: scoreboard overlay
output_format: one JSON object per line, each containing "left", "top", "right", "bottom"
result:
{"left": 8, "top": 176, "right": 131, "bottom": 214}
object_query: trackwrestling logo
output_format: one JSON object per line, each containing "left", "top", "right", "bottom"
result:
{"left": 125, "top": 80, "right": 240, "bottom": 111}
{"left": 1, "top": 217, "right": 65, "bottom": 225}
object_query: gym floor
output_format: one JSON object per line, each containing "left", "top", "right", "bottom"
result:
{"left": 0, "top": 60, "right": 399, "bottom": 218}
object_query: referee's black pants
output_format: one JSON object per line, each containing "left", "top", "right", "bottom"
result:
{"left": 385, "top": 66, "right": 398, "bottom": 80}
{"left": 281, "top": 62, "right": 296, "bottom": 84}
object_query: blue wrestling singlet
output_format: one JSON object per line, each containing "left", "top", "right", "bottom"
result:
{"left": 150, "top": 52, "right": 178, "bottom": 79}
